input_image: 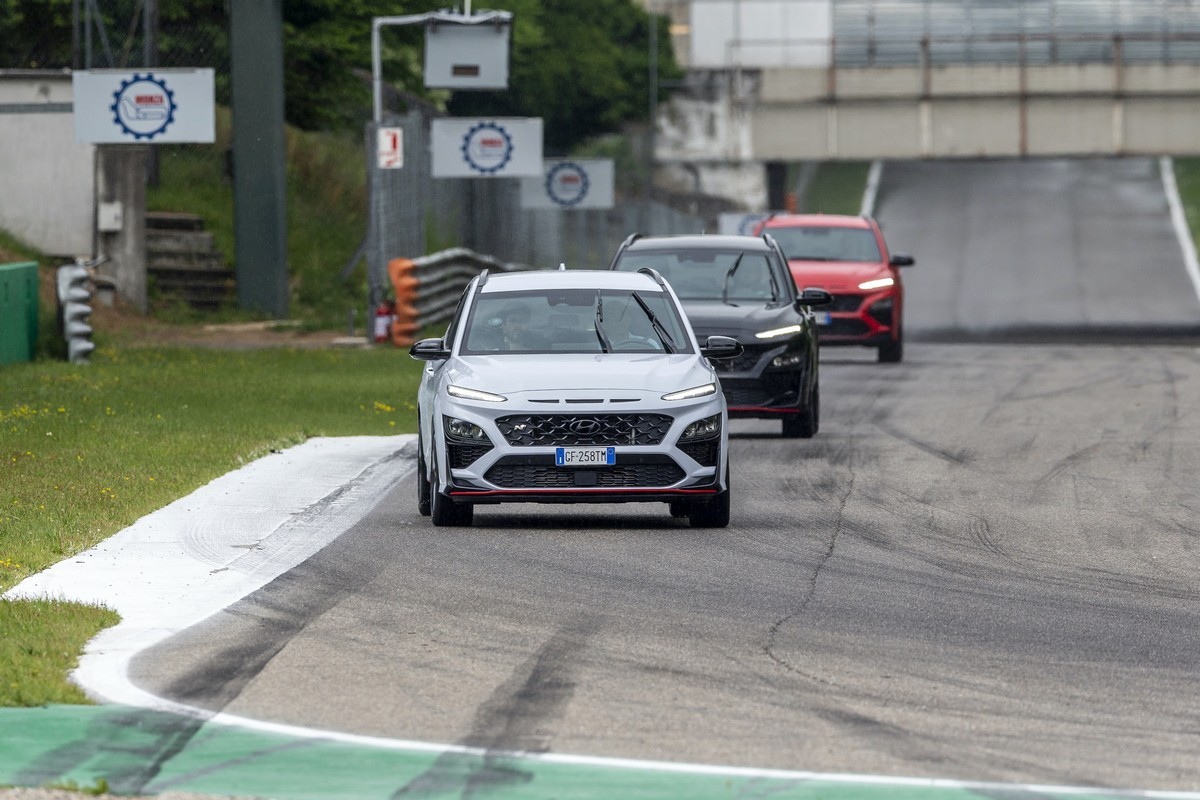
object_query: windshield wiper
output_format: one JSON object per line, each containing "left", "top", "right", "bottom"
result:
{"left": 594, "top": 294, "right": 612, "bottom": 353}
{"left": 721, "top": 253, "right": 745, "bottom": 305}
{"left": 631, "top": 292, "right": 677, "bottom": 353}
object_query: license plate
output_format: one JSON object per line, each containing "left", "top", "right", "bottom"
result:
{"left": 555, "top": 446, "right": 615, "bottom": 466}
{"left": 813, "top": 311, "right": 832, "bottom": 326}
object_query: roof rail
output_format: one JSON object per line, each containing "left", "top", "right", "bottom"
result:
{"left": 636, "top": 267, "right": 667, "bottom": 288}
{"left": 477, "top": 268, "right": 490, "bottom": 288}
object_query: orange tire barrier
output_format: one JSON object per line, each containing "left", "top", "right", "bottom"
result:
{"left": 387, "top": 257, "right": 420, "bottom": 347}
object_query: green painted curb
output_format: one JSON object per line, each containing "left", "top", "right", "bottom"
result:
{"left": 0, "top": 705, "right": 1162, "bottom": 799}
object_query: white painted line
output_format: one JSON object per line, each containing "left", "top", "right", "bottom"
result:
{"left": 860, "top": 159, "right": 884, "bottom": 217}
{"left": 1160, "top": 156, "right": 1200, "bottom": 307}
{"left": 7, "top": 433, "right": 1200, "bottom": 798}
{"left": 4, "top": 435, "right": 414, "bottom": 710}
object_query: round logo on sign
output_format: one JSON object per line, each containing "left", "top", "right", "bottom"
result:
{"left": 461, "top": 121, "right": 513, "bottom": 174}
{"left": 545, "top": 162, "right": 590, "bottom": 207}
{"left": 110, "top": 73, "right": 176, "bottom": 141}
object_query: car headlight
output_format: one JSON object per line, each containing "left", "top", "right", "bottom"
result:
{"left": 447, "top": 385, "right": 507, "bottom": 403}
{"left": 754, "top": 324, "right": 803, "bottom": 339}
{"left": 662, "top": 383, "right": 717, "bottom": 401}
{"left": 858, "top": 277, "right": 895, "bottom": 291}
{"left": 444, "top": 416, "right": 490, "bottom": 442}
{"left": 771, "top": 352, "right": 805, "bottom": 368}
{"left": 680, "top": 414, "right": 722, "bottom": 441}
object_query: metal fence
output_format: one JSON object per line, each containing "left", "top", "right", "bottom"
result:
{"left": 365, "top": 109, "right": 705, "bottom": 310}
{"left": 832, "top": 0, "right": 1200, "bottom": 65}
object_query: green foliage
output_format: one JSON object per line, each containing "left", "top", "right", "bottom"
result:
{"left": 0, "top": 0, "right": 74, "bottom": 69}
{"left": 445, "top": 0, "right": 683, "bottom": 153}
{"left": 146, "top": 108, "right": 369, "bottom": 327}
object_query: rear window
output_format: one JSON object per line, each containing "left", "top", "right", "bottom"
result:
{"left": 613, "top": 250, "right": 780, "bottom": 303}
{"left": 768, "top": 226, "right": 882, "bottom": 262}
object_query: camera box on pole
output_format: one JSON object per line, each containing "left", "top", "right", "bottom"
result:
{"left": 423, "top": 11, "right": 511, "bottom": 90}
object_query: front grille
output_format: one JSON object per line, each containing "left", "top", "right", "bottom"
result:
{"left": 827, "top": 293, "right": 864, "bottom": 312}
{"left": 721, "top": 374, "right": 801, "bottom": 408}
{"left": 449, "top": 443, "right": 492, "bottom": 468}
{"left": 712, "top": 348, "right": 766, "bottom": 373}
{"left": 485, "top": 455, "right": 685, "bottom": 488}
{"left": 496, "top": 414, "right": 673, "bottom": 446}
{"left": 823, "top": 318, "right": 871, "bottom": 337}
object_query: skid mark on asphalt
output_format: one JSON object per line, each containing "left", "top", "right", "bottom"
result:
{"left": 390, "top": 618, "right": 598, "bottom": 798}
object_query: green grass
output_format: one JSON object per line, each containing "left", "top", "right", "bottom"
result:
{"left": 0, "top": 344, "right": 424, "bottom": 705}
{"left": 802, "top": 161, "right": 874, "bottom": 215}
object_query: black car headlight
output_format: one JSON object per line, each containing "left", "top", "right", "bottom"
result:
{"left": 770, "top": 351, "right": 805, "bottom": 369}
{"left": 679, "top": 414, "right": 721, "bottom": 442}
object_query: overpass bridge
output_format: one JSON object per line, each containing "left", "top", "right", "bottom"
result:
{"left": 653, "top": 0, "right": 1200, "bottom": 203}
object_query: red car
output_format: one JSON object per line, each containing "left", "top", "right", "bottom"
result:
{"left": 756, "top": 214, "right": 914, "bottom": 363}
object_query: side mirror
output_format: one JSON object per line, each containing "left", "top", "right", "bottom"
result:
{"left": 700, "top": 335, "right": 743, "bottom": 361}
{"left": 890, "top": 254, "right": 915, "bottom": 267}
{"left": 795, "top": 287, "right": 833, "bottom": 309}
{"left": 409, "top": 338, "right": 450, "bottom": 361}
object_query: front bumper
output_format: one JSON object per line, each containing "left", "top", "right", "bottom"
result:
{"left": 436, "top": 394, "right": 727, "bottom": 504}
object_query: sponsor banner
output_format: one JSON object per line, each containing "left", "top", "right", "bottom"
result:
{"left": 431, "top": 118, "right": 543, "bottom": 178}
{"left": 520, "top": 159, "right": 614, "bottom": 210}
{"left": 73, "top": 69, "right": 215, "bottom": 144}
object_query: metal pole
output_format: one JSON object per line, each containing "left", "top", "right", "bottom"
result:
{"left": 648, "top": 6, "right": 657, "bottom": 208}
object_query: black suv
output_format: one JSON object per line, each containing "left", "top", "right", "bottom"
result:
{"left": 610, "top": 234, "right": 832, "bottom": 438}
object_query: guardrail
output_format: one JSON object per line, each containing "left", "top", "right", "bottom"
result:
{"left": 391, "top": 247, "right": 534, "bottom": 333}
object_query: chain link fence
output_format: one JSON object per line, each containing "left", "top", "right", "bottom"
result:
{"left": 365, "top": 108, "right": 705, "bottom": 310}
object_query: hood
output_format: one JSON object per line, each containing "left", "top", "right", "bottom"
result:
{"left": 445, "top": 353, "right": 715, "bottom": 398}
{"left": 679, "top": 300, "right": 800, "bottom": 340}
{"left": 787, "top": 260, "right": 891, "bottom": 293}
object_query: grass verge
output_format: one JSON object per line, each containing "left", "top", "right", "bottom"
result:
{"left": 0, "top": 344, "right": 424, "bottom": 705}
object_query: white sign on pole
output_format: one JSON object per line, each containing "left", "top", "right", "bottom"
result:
{"left": 73, "top": 69, "right": 215, "bottom": 144}
{"left": 431, "top": 118, "right": 543, "bottom": 177}
{"left": 377, "top": 127, "right": 403, "bottom": 169}
{"left": 520, "top": 159, "right": 614, "bottom": 210}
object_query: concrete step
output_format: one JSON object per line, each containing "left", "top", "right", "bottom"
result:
{"left": 145, "top": 211, "right": 206, "bottom": 232}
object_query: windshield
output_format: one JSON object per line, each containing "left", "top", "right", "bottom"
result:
{"left": 769, "top": 227, "right": 882, "bottom": 262}
{"left": 613, "top": 250, "right": 779, "bottom": 303}
{"left": 460, "top": 287, "right": 693, "bottom": 355}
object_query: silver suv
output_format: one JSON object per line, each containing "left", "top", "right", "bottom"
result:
{"left": 409, "top": 268, "right": 741, "bottom": 528}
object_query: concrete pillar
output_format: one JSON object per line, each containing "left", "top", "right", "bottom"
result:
{"left": 94, "top": 145, "right": 148, "bottom": 313}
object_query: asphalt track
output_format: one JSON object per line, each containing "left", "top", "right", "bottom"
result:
{"left": 5, "top": 157, "right": 1200, "bottom": 799}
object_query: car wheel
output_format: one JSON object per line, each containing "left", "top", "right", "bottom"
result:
{"left": 688, "top": 465, "right": 730, "bottom": 529}
{"left": 416, "top": 436, "right": 431, "bottom": 517}
{"left": 668, "top": 499, "right": 688, "bottom": 518}
{"left": 430, "top": 459, "right": 473, "bottom": 527}
{"left": 878, "top": 330, "right": 903, "bottom": 363}
{"left": 783, "top": 378, "right": 819, "bottom": 439}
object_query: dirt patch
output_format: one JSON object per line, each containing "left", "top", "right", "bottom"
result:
{"left": 33, "top": 263, "right": 372, "bottom": 351}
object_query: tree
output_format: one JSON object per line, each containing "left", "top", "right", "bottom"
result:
{"left": 446, "top": 0, "right": 682, "bottom": 153}
{"left": 0, "top": 0, "right": 681, "bottom": 146}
